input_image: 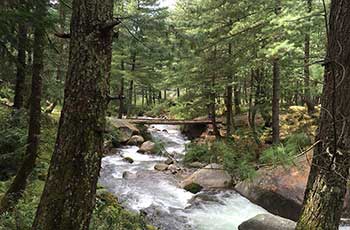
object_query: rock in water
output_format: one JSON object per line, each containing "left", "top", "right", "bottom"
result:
{"left": 138, "top": 141, "right": 157, "bottom": 154}
{"left": 164, "top": 158, "right": 174, "bottom": 165}
{"left": 123, "top": 157, "right": 134, "bottom": 164}
{"left": 181, "top": 163, "right": 232, "bottom": 188}
{"left": 127, "top": 135, "right": 145, "bottom": 146}
{"left": 238, "top": 214, "right": 296, "bottom": 230}
{"left": 184, "top": 183, "right": 203, "bottom": 194}
{"left": 154, "top": 163, "right": 169, "bottom": 171}
{"left": 107, "top": 118, "right": 140, "bottom": 143}
{"left": 122, "top": 171, "right": 137, "bottom": 179}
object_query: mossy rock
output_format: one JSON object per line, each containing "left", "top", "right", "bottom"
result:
{"left": 123, "top": 157, "right": 134, "bottom": 164}
{"left": 184, "top": 183, "right": 203, "bottom": 194}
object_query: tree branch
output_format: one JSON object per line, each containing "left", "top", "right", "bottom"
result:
{"left": 54, "top": 32, "right": 71, "bottom": 39}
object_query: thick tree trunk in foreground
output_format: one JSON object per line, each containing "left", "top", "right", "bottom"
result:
{"left": 304, "top": 0, "right": 315, "bottom": 114}
{"left": 13, "top": 8, "right": 28, "bottom": 110}
{"left": 296, "top": 1, "right": 350, "bottom": 229}
{"left": 0, "top": 0, "right": 46, "bottom": 214}
{"left": 32, "top": 0, "right": 114, "bottom": 229}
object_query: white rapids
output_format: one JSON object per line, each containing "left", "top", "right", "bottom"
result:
{"left": 99, "top": 124, "right": 348, "bottom": 230}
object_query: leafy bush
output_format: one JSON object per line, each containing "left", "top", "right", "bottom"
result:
{"left": 260, "top": 132, "right": 311, "bottom": 166}
{"left": 184, "top": 141, "right": 256, "bottom": 180}
{"left": 0, "top": 108, "right": 28, "bottom": 181}
{"left": 90, "top": 189, "right": 150, "bottom": 230}
{"left": 183, "top": 143, "right": 211, "bottom": 164}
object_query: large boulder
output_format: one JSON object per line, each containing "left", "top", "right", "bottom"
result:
{"left": 107, "top": 118, "right": 140, "bottom": 143}
{"left": 181, "top": 163, "right": 232, "bottom": 188}
{"left": 235, "top": 155, "right": 310, "bottom": 221}
{"left": 238, "top": 214, "right": 296, "bottom": 230}
{"left": 127, "top": 135, "right": 144, "bottom": 146}
{"left": 138, "top": 141, "right": 157, "bottom": 154}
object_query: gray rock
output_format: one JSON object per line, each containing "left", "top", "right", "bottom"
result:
{"left": 123, "top": 157, "right": 134, "bottom": 164}
{"left": 238, "top": 214, "right": 296, "bottom": 230}
{"left": 154, "top": 163, "right": 169, "bottom": 171}
{"left": 126, "top": 135, "right": 144, "bottom": 146}
{"left": 122, "top": 171, "right": 137, "bottom": 179}
{"left": 138, "top": 141, "right": 157, "bottom": 154}
{"left": 181, "top": 163, "right": 232, "bottom": 188}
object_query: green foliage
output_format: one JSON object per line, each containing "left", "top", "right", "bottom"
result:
{"left": 184, "top": 140, "right": 257, "bottom": 180}
{"left": 183, "top": 143, "right": 210, "bottom": 164}
{"left": 260, "top": 132, "right": 311, "bottom": 166}
{"left": 90, "top": 190, "right": 149, "bottom": 230}
{"left": 0, "top": 107, "right": 27, "bottom": 180}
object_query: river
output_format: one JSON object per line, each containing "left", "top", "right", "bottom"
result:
{"left": 99, "top": 124, "right": 350, "bottom": 230}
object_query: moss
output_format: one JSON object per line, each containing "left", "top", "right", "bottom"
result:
{"left": 184, "top": 183, "right": 203, "bottom": 194}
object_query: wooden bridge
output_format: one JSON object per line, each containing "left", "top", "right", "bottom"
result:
{"left": 122, "top": 118, "right": 221, "bottom": 125}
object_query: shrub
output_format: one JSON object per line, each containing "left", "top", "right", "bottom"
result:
{"left": 0, "top": 108, "right": 27, "bottom": 181}
{"left": 260, "top": 132, "right": 312, "bottom": 166}
{"left": 183, "top": 143, "right": 211, "bottom": 164}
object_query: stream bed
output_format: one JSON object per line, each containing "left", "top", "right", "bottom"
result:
{"left": 99, "top": 124, "right": 350, "bottom": 230}
{"left": 99, "top": 124, "right": 268, "bottom": 230}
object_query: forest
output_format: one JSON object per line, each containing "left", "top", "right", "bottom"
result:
{"left": 0, "top": 0, "right": 349, "bottom": 229}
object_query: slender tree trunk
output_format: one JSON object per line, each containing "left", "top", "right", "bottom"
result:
{"left": 234, "top": 83, "right": 241, "bottom": 115}
{"left": 118, "top": 61, "right": 124, "bottom": 119}
{"left": 0, "top": 0, "right": 46, "bottom": 214}
{"left": 141, "top": 88, "right": 144, "bottom": 107}
{"left": 13, "top": 4, "right": 28, "bottom": 110}
{"left": 272, "top": 0, "right": 281, "bottom": 144}
{"left": 296, "top": 2, "right": 350, "bottom": 229}
{"left": 304, "top": 0, "right": 315, "bottom": 114}
{"left": 226, "top": 43, "right": 233, "bottom": 136}
{"left": 164, "top": 89, "right": 167, "bottom": 100}
{"left": 32, "top": 0, "right": 114, "bottom": 229}
{"left": 177, "top": 88, "right": 180, "bottom": 98}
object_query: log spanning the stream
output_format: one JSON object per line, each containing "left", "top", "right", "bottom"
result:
{"left": 122, "top": 118, "right": 221, "bottom": 125}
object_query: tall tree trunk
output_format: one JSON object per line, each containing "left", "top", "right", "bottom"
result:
{"left": 296, "top": 1, "right": 350, "bottom": 229}
{"left": 234, "top": 83, "right": 241, "bottom": 115}
{"left": 141, "top": 88, "right": 144, "bottom": 107}
{"left": 118, "top": 61, "right": 124, "bottom": 119}
{"left": 226, "top": 43, "right": 233, "bottom": 136}
{"left": 0, "top": 0, "right": 46, "bottom": 214}
{"left": 272, "top": 0, "right": 281, "bottom": 144}
{"left": 164, "top": 89, "right": 167, "bottom": 100}
{"left": 13, "top": 3, "right": 28, "bottom": 110}
{"left": 32, "top": 0, "right": 114, "bottom": 229}
{"left": 177, "top": 88, "right": 180, "bottom": 98}
{"left": 304, "top": 0, "right": 315, "bottom": 114}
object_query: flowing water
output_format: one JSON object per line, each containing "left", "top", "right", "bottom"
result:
{"left": 99, "top": 124, "right": 350, "bottom": 230}
{"left": 99, "top": 124, "right": 268, "bottom": 230}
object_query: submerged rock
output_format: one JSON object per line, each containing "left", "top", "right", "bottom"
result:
{"left": 168, "top": 164, "right": 180, "bottom": 174}
{"left": 122, "top": 171, "right": 137, "bottom": 179}
{"left": 184, "top": 183, "right": 203, "bottom": 194}
{"left": 154, "top": 163, "right": 169, "bottom": 171}
{"left": 181, "top": 163, "right": 232, "bottom": 189}
{"left": 165, "top": 158, "right": 174, "bottom": 165}
{"left": 238, "top": 214, "right": 296, "bottom": 230}
{"left": 127, "top": 135, "right": 145, "bottom": 146}
{"left": 138, "top": 141, "right": 157, "bottom": 154}
{"left": 123, "top": 157, "right": 134, "bottom": 164}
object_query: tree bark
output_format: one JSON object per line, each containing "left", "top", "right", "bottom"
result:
{"left": 226, "top": 43, "right": 233, "bottom": 136}
{"left": 13, "top": 2, "right": 28, "bottom": 110}
{"left": 296, "top": 1, "right": 350, "bottom": 229}
{"left": 118, "top": 60, "right": 125, "bottom": 119}
{"left": 304, "top": 0, "right": 315, "bottom": 114}
{"left": 0, "top": 0, "right": 46, "bottom": 214}
{"left": 32, "top": 0, "right": 114, "bottom": 229}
